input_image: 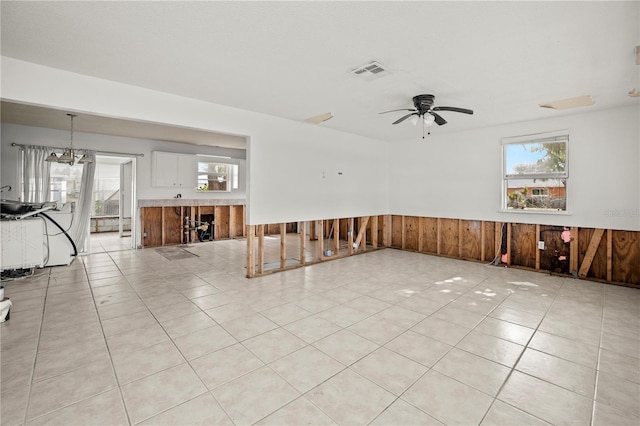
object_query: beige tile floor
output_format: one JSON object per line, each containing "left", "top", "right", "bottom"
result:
{"left": 1, "top": 232, "right": 639, "bottom": 425}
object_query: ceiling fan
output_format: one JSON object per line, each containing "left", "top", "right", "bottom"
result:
{"left": 379, "top": 94, "right": 473, "bottom": 127}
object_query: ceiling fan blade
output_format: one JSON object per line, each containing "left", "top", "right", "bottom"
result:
{"left": 431, "top": 112, "right": 447, "bottom": 126}
{"left": 432, "top": 106, "right": 474, "bottom": 115}
{"left": 392, "top": 113, "right": 418, "bottom": 125}
{"left": 379, "top": 108, "right": 417, "bottom": 115}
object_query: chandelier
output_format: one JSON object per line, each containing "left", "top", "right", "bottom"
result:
{"left": 45, "top": 114, "right": 93, "bottom": 165}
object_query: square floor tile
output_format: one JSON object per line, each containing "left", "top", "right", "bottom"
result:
{"left": 347, "top": 316, "right": 404, "bottom": 345}
{"left": 498, "top": 370, "right": 593, "bottom": 425}
{"left": 370, "top": 399, "right": 443, "bottom": 426}
{"left": 260, "top": 303, "right": 313, "bottom": 326}
{"left": 121, "top": 363, "right": 207, "bottom": 424}
{"left": 26, "top": 389, "right": 128, "bottom": 426}
{"left": 270, "top": 346, "right": 344, "bottom": 393}
{"left": 433, "top": 348, "right": 511, "bottom": 396}
{"left": 256, "top": 396, "right": 337, "bottom": 425}
{"left": 384, "top": 330, "right": 452, "bottom": 367}
{"left": 220, "top": 312, "right": 278, "bottom": 341}
{"left": 112, "top": 340, "right": 185, "bottom": 385}
{"left": 212, "top": 366, "right": 300, "bottom": 425}
{"left": 474, "top": 316, "right": 535, "bottom": 346}
{"left": 527, "top": 330, "right": 599, "bottom": 369}
{"left": 190, "top": 343, "right": 264, "bottom": 389}
{"left": 172, "top": 325, "right": 237, "bottom": 360}
{"left": 456, "top": 330, "right": 524, "bottom": 367}
{"left": 160, "top": 311, "right": 217, "bottom": 339}
{"left": 411, "top": 316, "right": 472, "bottom": 346}
{"left": 595, "top": 371, "right": 640, "bottom": 417}
{"left": 106, "top": 323, "right": 170, "bottom": 356}
{"left": 243, "top": 328, "right": 308, "bottom": 364}
{"left": 403, "top": 369, "right": 493, "bottom": 425}
{"left": 352, "top": 347, "right": 427, "bottom": 396}
{"left": 480, "top": 400, "right": 551, "bottom": 426}
{"left": 285, "top": 315, "right": 342, "bottom": 344}
{"left": 138, "top": 393, "right": 233, "bottom": 426}
{"left": 307, "top": 369, "right": 395, "bottom": 425}
{"left": 313, "top": 329, "right": 379, "bottom": 366}
{"left": 598, "top": 348, "right": 640, "bottom": 384}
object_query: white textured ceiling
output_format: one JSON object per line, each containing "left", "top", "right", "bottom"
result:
{"left": 1, "top": 1, "right": 639, "bottom": 143}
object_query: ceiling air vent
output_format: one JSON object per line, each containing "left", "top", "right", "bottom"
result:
{"left": 350, "top": 61, "right": 390, "bottom": 81}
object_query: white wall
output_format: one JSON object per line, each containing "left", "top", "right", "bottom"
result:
{"left": 389, "top": 105, "right": 640, "bottom": 231}
{"left": 1, "top": 57, "right": 389, "bottom": 226}
{"left": 0, "top": 123, "right": 247, "bottom": 202}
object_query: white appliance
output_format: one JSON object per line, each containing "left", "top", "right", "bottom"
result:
{"left": 1, "top": 218, "right": 46, "bottom": 271}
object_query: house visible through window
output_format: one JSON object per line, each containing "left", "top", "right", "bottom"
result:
{"left": 503, "top": 133, "right": 568, "bottom": 211}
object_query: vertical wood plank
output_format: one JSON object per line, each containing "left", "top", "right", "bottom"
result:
{"left": 418, "top": 217, "right": 425, "bottom": 252}
{"left": 348, "top": 218, "right": 354, "bottom": 255}
{"left": 436, "top": 218, "right": 442, "bottom": 255}
{"left": 371, "top": 215, "right": 378, "bottom": 249}
{"left": 300, "top": 222, "right": 306, "bottom": 265}
{"left": 382, "top": 215, "right": 391, "bottom": 247}
{"left": 401, "top": 216, "right": 406, "bottom": 249}
{"left": 578, "top": 228, "right": 605, "bottom": 278}
{"left": 506, "top": 223, "right": 512, "bottom": 265}
{"left": 458, "top": 219, "right": 463, "bottom": 258}
{"left": 257, "top": 225, "right": 264, "bottom": 274}
{"left": 247, "top": 225, "right": 255, "bottom": 277}
{"left": 162, "top": 207, "right": 166, "bottom": 246}
{"left": 280, "top": 223, "right": 286, "bottom": 269}
{"left": 229, "top": 205, "right": 236, "bottom": 239}
{"left": 535, "top": 224, "right": 541, "bottom": 270}
{"left": 334, "top": 218, "right": 340, "bottom": 255}
{"left": 354, "top": 216, "right": 370, "bottom": 252}
{"left": 480, "top": 221, "right": 486, "bottom": 262}
{"left": 317, "top": 220, "right": 324, "bottom": 260}
{"left": 494, "top": 222, "right": 502, "bottom": 263}
{"left": 606, "top": 229, "right": 612, "bottom": 282}
{"left": 570, "top": 227, "right": 579, "bottom": 274}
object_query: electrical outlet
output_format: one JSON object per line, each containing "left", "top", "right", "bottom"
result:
{"left": 538, "top": 241, "right": 545, "bottom": 250}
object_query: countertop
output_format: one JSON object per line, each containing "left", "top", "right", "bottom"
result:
{"left": 138, "top": 199, "right": 245, "bottom": 207}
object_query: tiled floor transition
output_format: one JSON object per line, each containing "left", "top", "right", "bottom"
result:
{"left": 1, "top": 232, "right": 639, "bottom": 425}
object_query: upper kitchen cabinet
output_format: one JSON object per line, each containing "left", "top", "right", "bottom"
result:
{"left": 151, "top": 151, "right": 197, "bottom": 188}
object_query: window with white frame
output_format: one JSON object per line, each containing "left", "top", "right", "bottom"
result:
{"left": 196, "top": 157, "right": 239, "bottom": 192}
{"left": 503, "top": 133, "right": 568, "bottom": 211}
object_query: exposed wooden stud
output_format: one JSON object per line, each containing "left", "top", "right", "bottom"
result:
{"left": 354, "top": 216, "right": 370, "bottom": 252}
{"left": 506, "top": 223, "right": 512, "bottom": 265}
{"left": 333, "top": 218, "right": 340, "bottom": 256}
{"left": 535, "top": 224, "right": 541, "bottom": 270}
{"left": 436, "top": 218, "right": 442, "bottom": 255}
{"left": 309, "top": 221, "right": 317, "bottom": 241}
{"left": 348, "top": 218, "right": 354, "bottom": 255}
{"left": 257, "top": 225, "right": 265, "bottom": 274}
{"left": 317, "top": 220, "right": 324, "bottom": 260}
{"left": 280, "top": 223, "right": 286, "bottom": 269}
{"left": 247, "top": 225, "right": 256, "bottom": 278}
{"left": 382, "top": 215, "right": 391, "bottom": 247}
{"left": 229, "top": 205, "right": 236, "bottom": 239}
{"left": 371, "top": 216, "right": 378, "bottom": 249}
{"left": 494, "top": 222, "right": 502, "bottom": 263}
{"left": 570, "top": 227, "right": 579, "bottom": 274}
{"left": 162, "top": 207, "right": 166, "bottom": 246}
{"left": 606, "top": 229, "right": 612, "bottom": 282}
{"left": 480, "top": 221, "right": 486, "bottom": 262}
{"left": 578, "top": 228, "right": 605, "bottom": 279}
{"left": 401, "top": 216, "right": 406, "bottom": 249}
{"left": 300, "top": 222, "right": 306, "bottom": 265}
{"left": 458, "top": 219, "right": 463, "bottom": 258}
{"left": 418, "top": 217, "right": 425, "bottom": 252}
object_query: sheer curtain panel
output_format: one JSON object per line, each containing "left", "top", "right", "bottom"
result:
{"left": 70, "top": 151, "right": 97, "bottom": 253}
{"left": 21, "top": 145, "right": 51, "bottom": 203}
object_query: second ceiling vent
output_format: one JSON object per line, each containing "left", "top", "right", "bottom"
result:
{"left": 350, "top": 61, "right": 390, "bottom": 81}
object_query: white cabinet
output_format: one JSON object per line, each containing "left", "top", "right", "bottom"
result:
{"left": 151, "top": 151, "right": 197, "bottom": 188}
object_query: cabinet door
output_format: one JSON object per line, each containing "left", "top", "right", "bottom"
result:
{"left": 152, "top": 152, "right": 179, "bottom": 187}
{"left": 177, "top": 154, "right": 197, "bottom": 188}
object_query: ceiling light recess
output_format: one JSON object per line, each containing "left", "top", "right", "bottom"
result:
{"left": 539, "top": 95, "right": 594, "bottom": 110}
{"left": 350, "top": 61, "right": 390, "bottom": 81}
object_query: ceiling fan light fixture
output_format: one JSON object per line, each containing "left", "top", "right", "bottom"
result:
{"left": 77, "top": 153, "right": 93, "bottom": 164}
{"left": 424, "top": 114, "right": 436, "bottom": 126}
{"left": 539, "top": 95, "right": 593, "bottom": 110}
{"left": 45, "top": 152, "right": 59, "bottom": 162}
{"left": 57, "top": 149, "right": 75, "bottom": 164}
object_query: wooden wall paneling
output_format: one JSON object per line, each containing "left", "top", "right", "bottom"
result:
{"left": 280, "top": 223, "right": 286, "bottom": 269}
{"left": 458, "top": 220, "right": 463, "bottom": 258}
{"left": 258, "top": 225, "right": 265, "bottom": 274}
{"left": 437, "top": 218, "right": 442, "bottom": 255}
{"left": 421, "top": 218, "right": 438, "bottom": 254}
{"left": 382, "top": 215, "right": 391, "bottom": 247}
{"left": 510, "top": 223, "right": 536, "bottom": 269}
{"left": 607, "top": 229, "right": 612, "bottom": 282}
{"left": 300, "top": 222, "right": 306, "bottom": 265}
{"left": 401, "top": 216, "right": 406, "bottom": 249}
{"left": 535, "top": 224, "right": 541, "bottom": 270}
{"left": 418, "top": 217, "right": 425, "bottom": 252}
{"left": 440, "top": 219, "right": 459, "bottom": 257}
{"left": 141, "top": 207, "right": 163, "bottom": 247}
{"left": 404, "top": 216, "right": 419, "bottom": 251}
{"left": 163, "top": 206, "right": 183, "bottom": 245}
{"left": 480, "top": 222, "right": 486, "bottom": 262}
{"left": 228, "top": 205, "right": 236, "bottom": 239}
{"left": 190, "top": 206, "right": 197, "bottom": 243}
{"left": 309, "top": 221, "right": 317, "bottom": 241}
{"left": 216, "top": 206, "right": 231, "bottom": 239}
{"left": 483, "top": 221, "right": 495, "bottom": 263}
{"left": 354, "top": 216, "right": 370, "bottom": 252}
{"left": 391, "top": 215, "right": 403, "bottom": 248}
{"left": 495, "top": 222, "right": 503, "bottom": 262}
{"left": 570, "top": 227, "right": 579, "bottom": 274}
{"left": 371, "top": 215, "right": 378, "bottom": 249}
{"left": 578, "top": 228, "right": 607, "bottom": 280}
{"left": 611, "top": 230, "right": 640, "bottom": 285}
{"left": 247, "top": 225, "right": 255, "bottom": 277}
{"left": 161, "top": 207, "right": 166, "bottom": 246}
{"left": 506, "top": 223, "right": 512, "bottom": 265}
{"left": 460, "top": 220, "right": 482, "bottom": 261}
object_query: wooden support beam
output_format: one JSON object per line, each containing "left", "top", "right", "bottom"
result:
{"left": 570, "top": 227, "right": 579, "bottom": 274}
{"left": 229, "top": 205, "right": 236, "bottom": 239}
{"left": 494, "top": 222, "right": 502, "bottom": 263}
{"left": 506, "top": 223, "right": 512, "bottom": 265}
{"left": 371, "top": 216, "right": 378, "bottom": 249}
{"left": 401, "top": 216, "right": 406, "bottom": 249}
{"left": 333, "top": 218, "right": 340, "bottom": 256}
{"left": 354, "top": 216, "right": 370, "bottom": 252}
{"left": 578, "top": 228, "right": 605, "bottom": 279}
{"left": 280, "top": 223, "right": 286, "bottom": 269}
{"left": 382, "top": 215, "right": 391, "bottom": 247}
{"left": 317, "top": 220, "right": 324, "bottom": 260}
{"left": 190, "top": 207, "right": 196, "bottom": 243}
{"left": 418, "top": 217, "right": 425, "bottom": 252}
{"left": 606, "top": 229, "right": 612, "bottom": 282}
{"left": 480, "top": 221, "right": 486, "bottom": 262}
{"left": 436, "top": 218, "right": 442, "bottom": 255}
{"left": 300, "top": 222, "right": 306, "bottom": 265}
{"left": 257, "top": 225, "right": 265, "bottom": 274}
{"left": 348, "top": 218, "right": 354, "bottom": 255}
{"left": 162, "top": 207, "right": 166, "bottom": 246}
{"left": 458, "top": 219, "right": 463, "bottom": 258}
{"left": 535, "top": 224, "right": 541, "bottom": 270}
{"left": 247, "top": 225, "right": 256, "bottom": 277}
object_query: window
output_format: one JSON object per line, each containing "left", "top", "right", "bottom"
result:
{"left": 197, "top": 157, "right": 239, "bottom": 192}
{"left": 49, "top": 162, "right": 83, "bottom": 206}
{"left": 92, "top": 158, "right": 122, "bottom": 217}
{"left": 503, "top": 133, "right": 568, "bottom": 211}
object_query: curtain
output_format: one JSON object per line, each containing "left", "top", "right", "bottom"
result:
{"left": 21, "top": 146, "right": 51, "bottom": 203}
{"left": 70, "top": 151, "right": 97, "bottom": 253}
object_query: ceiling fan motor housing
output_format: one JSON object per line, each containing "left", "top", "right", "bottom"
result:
{"left": 413, "top": 94, "right": 435, "bottom": 114}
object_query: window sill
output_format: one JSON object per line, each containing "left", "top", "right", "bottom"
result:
{"left": 499, "top": 209, "right": 571, "bottom": 215}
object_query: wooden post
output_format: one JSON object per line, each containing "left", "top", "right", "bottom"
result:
{"left": 229, "top": 205, "right": 236, "bottom": 239}
{"left": 333, "top": 218, "right": 340, "bottom": 256}
{"left": 280, "top": 223, "right": 287, "bottom": 269}
{"left": 606, "top": 229, "right": 612, "bottom": 282}
{"left": 348, "top": 218, "right": 354, "bottom": 255}
{"left": 506, "top": 223, "right": 512, "bottom": 265}
{"left": 354, "top": 216, "right": 370, "bottom": 252}
{"left": 371, "top": 216, "right": 378, "bottom": 249}
{"left": 578, "top": 228, "right": 605, "bottom": 279}
{"left": 162, "top": 207, "right": 167, "bottom": 246}
{"left": 570, "top": 227, "right": 579, "bottom": 275}
{"left": 382, "top": 215, "right": 391, "bottom": 247}
{"left": 247, "top": 225, "right": 255, "bottom": 277}
{"left": 458, "top": 219, "right": 463, "bottom": 258}
{"left": 535, "top": 224, "right": 541, "bottom": 270}
{"left": 495, "top": 222, "right": 502, "bottom": 263}
{"left": 418, "top": 217, "right": 425, "bottom": 252}
{"left": 401, "top": 216, "right": 406, "bottom": 249}
{"left": 436, "top": 218, "right": 442, "bottom": 255}
{"left": 257, "top": 225, "right": 265, "bottom": 274}
{"left": 300, "top": 222, "right": 306, "bottom": 265}
{"left": 317, "top": 220, "right": 324, "bottom": 260}
{"left": 480, "top": 221, "right": 486, "bottom": 262}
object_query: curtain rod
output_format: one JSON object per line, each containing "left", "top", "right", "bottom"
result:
{"left": 11, "top": 142, "right": 144, "bottom": 157}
